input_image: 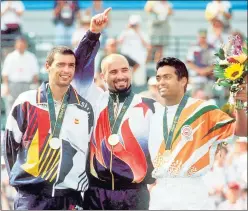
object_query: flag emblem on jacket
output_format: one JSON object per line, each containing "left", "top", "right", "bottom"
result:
{"left": 74, "top": 119, "right": 79, "bottom": 124}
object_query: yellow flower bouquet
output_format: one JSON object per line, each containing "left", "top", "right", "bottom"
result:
{"left": 214, "top": 35, "right": 247, "bottom": 109}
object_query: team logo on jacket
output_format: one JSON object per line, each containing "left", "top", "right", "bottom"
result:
{"left": 181, "top": 125, "right": 193, "bottom": 140}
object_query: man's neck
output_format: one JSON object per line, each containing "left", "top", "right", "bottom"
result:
{"left": 17, "top": 50, "right": 25, "bottom": 55}
{"left": 163, "top": 93, "right": 185, "bottom": 106}
{"left": 109, "top": 86, "right": 132, "bottom": 103}
{"left": 213, "top": 28, "right": 222, "bottom": 37}
{"left": 49, "top": 82, "right": 69, "bottom": 102}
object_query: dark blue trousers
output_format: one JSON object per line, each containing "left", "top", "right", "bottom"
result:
{"left": 83, "top": 185, "right": 150, "bottom": 210}
{"left": 14, "top": 189, "right": 83, "bottom": 210}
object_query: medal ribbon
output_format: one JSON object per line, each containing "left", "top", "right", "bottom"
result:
{"left": 163, "top": 94, "right": 189, "bottom": 150}
{"left": 108, "top": 92, "right": 134, "bottom": 134}
{"left": 47, "top": 85, "right": 70, "bottom": 138}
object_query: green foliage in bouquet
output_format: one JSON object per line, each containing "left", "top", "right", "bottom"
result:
{"left": 214, "top": 36, "right": 247, "bottom": 109}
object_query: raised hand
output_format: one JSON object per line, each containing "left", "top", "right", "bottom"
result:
{"left": 90, "top": 7, "right": 112, "bottom": 34}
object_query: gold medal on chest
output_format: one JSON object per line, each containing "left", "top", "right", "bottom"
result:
{"left": 108, "top": 134, "right": 120, "bottom": 146}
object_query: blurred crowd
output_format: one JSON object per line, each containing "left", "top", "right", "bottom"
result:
{"left": 203, "top": 136, "right": 247, "bottom": 210}
{"left": 1, "top": 0, "right": 247, "bottom": 210}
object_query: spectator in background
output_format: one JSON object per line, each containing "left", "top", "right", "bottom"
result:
{"left": 71, "top": 15, "right": 91, "bottom": 49}
{"left": 218, "top": 182, "right": 244, "bottom": 210}
{"left": 1, "top": 0, "right": 25, "bottom": 47}
{"left": 139, "top": 76, "right": 164, "bottom": 105}
{"left": 145, "top": 0, "right": 173, "bottom": 63}
{"left": 85, "top": 0, "right": 108, "bottom": 48}
{"left": 85, "top": 0, "right": 105, "bottom": 16}
{"left": 239, "top": 188, "right": 247, "bottom": 210}
{"left": 205, "top": 0, "right": 232, "bottom": 33}
{"left": 53, "top": 0, "right": 81, "bottom": 46}
{"left": 191, "top": 88, "right": 208, "bottom": 100}
{"left": 1, "top": 36, "right": 39, "bottom": 115}
{"left": 191, "top": 87, "right": 217, "bottom": 105}
{"left": 186, "top": 29, "right": 215, "bottom": 98}
{"left": 207, "top": 17, "right": 230, "bottom": 50}
{"left": 225, "top": 137, "right": 248, "bottom": 210}
{"left": 118, "top": 14, "right": 150, "bottom": 87}
{"left": 203, "top": 147, "right": 229, "bottom": 208}
{"left": 226, "top": 137, "right": 247, "bottom": 188}
{"left": 98, "top": 37, "right": 140, "bottom": 73}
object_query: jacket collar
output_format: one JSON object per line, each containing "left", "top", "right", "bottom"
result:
{"left": 37, "top": 82, "right": 81, "bottom": 105}
{"left": 109, "top": 85, "right": 132, "bottom": 103}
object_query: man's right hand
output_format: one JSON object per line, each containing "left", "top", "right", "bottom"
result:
{"left": 234, "top": 83, "right": 247, "bottom": 103}
{"left": 90, "top": 7, "right": 111, "bottom": 34}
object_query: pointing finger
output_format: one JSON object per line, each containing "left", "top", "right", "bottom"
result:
{"left": 103, "top": 7, "right": 112, "bottom": 16}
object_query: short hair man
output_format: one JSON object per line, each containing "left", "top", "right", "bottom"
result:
{"left": 148, "top": 57, "right": 247, "bottom": 209}
{"left": 3, "top": 46, "right": 94, "bottom": 210}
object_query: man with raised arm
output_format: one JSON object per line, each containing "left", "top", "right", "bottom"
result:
{"left": 72, "top": 8, "right": 156, "bottom": 210}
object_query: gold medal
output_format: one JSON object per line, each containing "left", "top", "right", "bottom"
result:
{"left": 49, "top": 137, "right": 61, "bottom": 150}
{"left": 108, "top": 134, "right": 119, "bottom": 146}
